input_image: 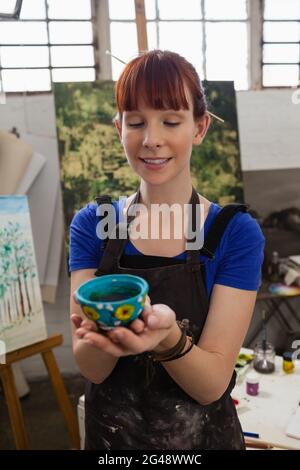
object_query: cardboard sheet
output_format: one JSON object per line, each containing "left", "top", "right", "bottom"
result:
{"left": 16, "top": 151, "right": 46, "bottom": 195}
{"left": 0, "top": 130, "right": 33, "bottom": 194}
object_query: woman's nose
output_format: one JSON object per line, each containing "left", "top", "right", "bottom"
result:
{"left": 142, "top": 127, "right": 164, "bottom": 149}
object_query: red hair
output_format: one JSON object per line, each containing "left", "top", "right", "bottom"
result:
{"left": 115, "top": 50, "right": 207, "bottom": 120}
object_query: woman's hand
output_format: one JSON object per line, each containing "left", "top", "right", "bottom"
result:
{"left": 71, "top": 298, "right": 177, "bottom": 358}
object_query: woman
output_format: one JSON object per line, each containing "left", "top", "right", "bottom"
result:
{"left": 70, "top": 50, "right": 265, "bottom": 450}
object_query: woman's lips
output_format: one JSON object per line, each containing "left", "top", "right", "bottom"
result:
{"left": 139, "top": 157, "right": 173, "bottom": 170}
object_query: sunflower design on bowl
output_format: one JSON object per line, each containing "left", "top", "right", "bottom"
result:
{"left": 140, "top": 295, "right": 147, "bottom": 307}
{"left": 82, "top": 305, "right": 100, "bottom": 321}
{"left": 115, "top": 304, "right": 135, "bottom": 321}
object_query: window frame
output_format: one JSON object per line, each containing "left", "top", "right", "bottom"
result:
{"left": 107, "top": 0, "right": 250, "bottom": 89}
{"left": 1, "top": 0, "right": 299, "bottom": 92}
{"left": 0, "top": 0, "right": 96, "bottom": 91}
{"left": 262, "top": 11, "right": 300, "bottom": 88}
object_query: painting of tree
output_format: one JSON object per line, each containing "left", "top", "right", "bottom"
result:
{"left": 0, "top": 196, "right": 47, "bottom": 353}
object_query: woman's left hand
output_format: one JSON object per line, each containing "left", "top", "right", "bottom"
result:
{"left": 74, "top": 299, "right": 177, "bottom": 357}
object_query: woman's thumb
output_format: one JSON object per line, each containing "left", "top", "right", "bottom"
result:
{"left": 71, "top": 314, "right": 82, "bottom": 329}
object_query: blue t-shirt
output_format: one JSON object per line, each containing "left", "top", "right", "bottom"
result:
{"left": 69, "top": 199, "right": 265, "bottom": 299}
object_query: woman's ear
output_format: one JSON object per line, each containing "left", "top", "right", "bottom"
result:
{"left": 193, "top": 113, "right": 211, "bottom": 145}
{"left": 114, "top": 113, "right": 122, "bottom": 142}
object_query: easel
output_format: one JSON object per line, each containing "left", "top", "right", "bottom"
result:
{"left": 0, "top": 334, "right": 80, "bottom": 449}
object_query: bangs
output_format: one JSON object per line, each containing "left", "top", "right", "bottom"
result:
{"left": 116, "top": 52, "right": 190, "bottom": 113}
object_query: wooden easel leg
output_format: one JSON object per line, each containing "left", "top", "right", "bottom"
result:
{"left": 0, "top": 365, "right": 29, "bottom": 449}
{"left": 41, "top": 350, "right": 80, "bottom": 449}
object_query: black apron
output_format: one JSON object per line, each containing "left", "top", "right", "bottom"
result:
{"left": 84, "top": 188, "right": 248, "bottom": 450}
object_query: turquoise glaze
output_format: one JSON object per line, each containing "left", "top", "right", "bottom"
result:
{"left": 75, "top": 274, "right": 149, "bottom": 330}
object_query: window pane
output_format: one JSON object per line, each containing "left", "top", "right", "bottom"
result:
{"left": 20, "top": 0, "right": 46, "bottom": 19}
{"left": 52, "top": 67, "right": 95, "bottom": 82}
{"left": 2, "top": 69, "right": 51, "bottom": 91}
{"left": 145, "top": 0, "right": 156, "bottom": 20}
{"left": 49, "top": 21, "right": 93, "bottom": 44}
{"left": 264, "top": 0, "right": 300, "bottom": 20}
{"left": 158, "top": 22, "right": 204, "bottom": 78}
{"left": 0, "top": 46, "right": 49, "bottom": 67}
{"left": 109, "top": 0, "right": 135, "bottom": 19}
{"left": 47, "top": 0, "right": 91, "bottom": 19}
{"left": 263, "top": 44, "right": 300, "bottom": 63}
{"left": 158, "top": 0, "right": 202, "bottom": 19}
{"left": 50, "top": 45, "right": 94, "bottom": 66}
{"left": 147, "top": 22, "right": 157, "bottom": 49}
{"left": 0, "top": 21, "right": 48, "bottom": 44}
{"left": 206, "top": 22, "right": 248, "bottom": 90}
{"left": 0, "top": 0, "right": 19, "bottom": 14}
{"left": 109, "top": 0, "right": 156, "bottom": 20}
{"left": 110, "top": 22, "right": 138, "bottom": 80}
{"left": 263, "top": 65, "right": 299, "bottom": 86}
{"left": 264, "top": 21, "right": 300, "bottom": 42}
{"left": 205, "top": 0, "right": 247, "bottom": 20}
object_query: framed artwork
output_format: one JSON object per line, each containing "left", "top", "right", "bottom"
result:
{"left": 0, "top": 196, "right": 47, "bottom": 353}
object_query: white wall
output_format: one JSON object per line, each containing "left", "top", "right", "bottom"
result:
{"left": 237, "top": 89, "right": 300, "bottom": 172}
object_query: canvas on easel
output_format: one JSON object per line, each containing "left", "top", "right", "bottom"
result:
{"left": 0, "top": 196, "right": 47, "bottom": 353}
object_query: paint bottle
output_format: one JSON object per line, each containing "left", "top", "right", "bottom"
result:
{"left": 282, "top": 351, "right": 295, "bottom": 374}
{"left": 246, "top": 371, "right": 259, "bottom": 396}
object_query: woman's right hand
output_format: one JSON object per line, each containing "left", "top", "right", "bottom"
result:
{"left": 71, "top": 294, "right": 151, "bottom": 338}
{"left": 71, "top": 312, "right": 147, "bottom": 338}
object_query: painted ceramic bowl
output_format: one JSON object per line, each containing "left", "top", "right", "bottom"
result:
{"left": 74, "top": 274, "right": 149, "bottom": 330}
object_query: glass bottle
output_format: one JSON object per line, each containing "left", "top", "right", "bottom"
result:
{"left": 253, "top": 341, "right": 276, "bottom": 373}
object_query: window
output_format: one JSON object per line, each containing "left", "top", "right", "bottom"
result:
{"left": 2, "top": 1, "right": 298, "bottom": 92}
{"left": 263, "top": 0, "right": 300, "bottom": 87}
{"left": 108, "top": 0, "right": 249, "bottom": 90}
{"left": 0, "top": 0, "right": 95, "bottom": 92}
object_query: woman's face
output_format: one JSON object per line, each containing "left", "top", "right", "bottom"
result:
{"left": 115, "top": 87, "right": 210, "bottom": 186}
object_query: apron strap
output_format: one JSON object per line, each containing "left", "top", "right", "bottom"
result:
{"left": 94, "top": 195, "right": 112, "bottom": 254}
{"left": 199, "top": 203, "right": 249, "bottom": 260}
{"left": 93, "top": 191, "right": 139, "bottom": 275}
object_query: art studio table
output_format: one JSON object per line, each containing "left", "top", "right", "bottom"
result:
{"left": 233, "top": 348, "right": 300, "bottom": 450}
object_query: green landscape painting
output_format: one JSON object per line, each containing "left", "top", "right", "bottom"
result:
{"left": 54, "top": 80, "right": 244, "bottom": 232}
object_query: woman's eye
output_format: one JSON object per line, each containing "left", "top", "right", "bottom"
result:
{"left": 128, "top": 123, "right": 143, "bottom": 127}
{"left": 164, "top": 122, "right": 180, "bottom": 126}
{"left": 128, "top": 121, "right": 180, "bottom": 128}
